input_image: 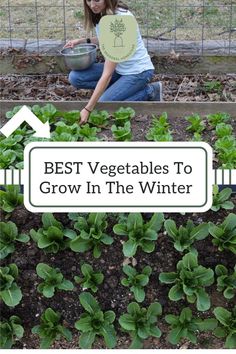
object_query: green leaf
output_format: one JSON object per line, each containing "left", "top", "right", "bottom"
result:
{"left": 104, "top": 310, "right": 115, "bottom": 324}
{"left": 169, "top": 284, "right": 184, "bottom": 301}
{"left": 123, "top": 239, "right": 137, "bottom": 257}
{"left": 147, "top": 302, "right": 162, "bottom": 317}
{"left": 119, "top": 314, "right": 136, "bottom": 331}
{"left": 79, "top": 331, "right": 96, "bottom": 349}
{"left": 79, "top": 292, "right": 99, "bottom": 314}
{"left": 36, "top": 263, "right": 53, "bottom": 279}
{"left": 159, "top": 272, "right": 177, "bottom": 284}
{"left": 101, "top": 324, "right": 117, "bottom": 348}
{"left": 1, "top": 283, "right": 22, "bottom": 307}
{"left": 70, "top": 237, "right": 91, "bottom": 252}
{"left": 225, "top": 333, "right": 236, "bottom": 349}
{"left": 113, "top": 224, "right": 127, "bottom": 235}
{"left": 132, "top": 286, "right": 145, "bottom": 302}
{"left": 164, "top": 219, "right": 177, "bottom": 238}
{"left": 213, "top": 307, "right": 232, "bottom": 326}
{"left": 75, "top": 315, "right": 92, "bottom": 332}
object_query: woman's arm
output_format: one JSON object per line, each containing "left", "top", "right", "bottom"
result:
{"left": 64, "top": 36, "right": 98, "bottom": 48}
{"left": 80, "top": 60, "right": 117, "bottom": 124}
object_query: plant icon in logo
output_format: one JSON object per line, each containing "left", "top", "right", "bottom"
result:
{"left": 110, "top": 18, "right": 126, "bottom": 47}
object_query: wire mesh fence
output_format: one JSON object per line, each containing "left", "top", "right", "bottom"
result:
{"left": 0, "top": 0, "right": 235, "bottom": 55}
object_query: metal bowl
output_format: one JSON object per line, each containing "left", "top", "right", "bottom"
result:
{"left": 60, "top": 43, "right": 97, "bottom": 70}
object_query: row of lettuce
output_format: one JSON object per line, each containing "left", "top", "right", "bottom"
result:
{"left": 0, "top": 185, "right": 236, "bottom": 349}
{"left": 1, "top": 104, "right": 236, "bottom": 169}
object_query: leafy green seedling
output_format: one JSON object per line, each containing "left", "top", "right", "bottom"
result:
{"left": 0, "top": 264, "right": 22, "bottom": 307}
{"left": 0, "top": 150, "right": 17, "bottom": 169}
{"left": 60, "top": 110, "right": 80, "bottom": 124}
{"left": 119, "top": 302, "right": 162, "bottom": 348}
{"left": 69, "top": 213, "right": 113, "bottom": 258}
{"left": 192, "top": 132, "right": 202, "bottom": 141}
{"left": 51, "top": 122, "right": 79, "bottom": 141}
{"left": 32, "top": 103, "right": 59, "bottom": 124}
{"left": 146, "top": 112, "right": 172, "bottom": 141}
{"left": 36, "top": 263, "right": 74, "bottom": 298}
{"left": 111, "top": 121, "right": 132, "bottom": 141}
{"left": 113, "top": 213, "right": 164, "bottom": 257}
{"left": 211, "top": 185, "right": 234, "bottom": 212}
{"left": 215, "top": 123, "right": 233, "bottom": 138}
{"left": 121, "top": 265, "right": 152, "bottom": 302}
{"left": 32, "top": 308, "right": 72, "bottom": 349}
{"left": 0, "top": 185, "right": 23, "bottom": 213}
{"left": 0, "top": 315, "right": 24, "bottom": 348}
{"left": 113, "top": 107, "right": 135, "bottom": 125}
{"left": 208, "top": 213, "right": 236, "bottom": 254}
{"left": 213, "top": 306, "right": 236, "bottom": 349}
{"left": 88, "top": 110, "right": 109, "bottom": 127}
{"left": 75, "top": 292, "right": 116, "bottom": 348}
{"left": 207, "top": 112, "right": 231, "bottom": 127}
{"left": 77, "top": 124, "right": 101, "bottom": 141}
{"left": 5, "top": 105, "right": 23, "bottom": 119}
{"left": 165, "top": 307, "right": 217, "bottom": 345}
{"left": 203, "top": 81, "right": 223, "bottom": 94}
{"left": 0, "top": 221, "right": 29, "bottom": 259}
{"left": 215, "top": 264, "right": 236, "bottom": 299}
{"left": 30, "top": 213, "right": 76, "bottom": 254}
{"left": 185, "top": 114, "right": 206, "bottom": 133}
{"left": 164, "top": 219, "right": 209, "bottom": 253}
{"left": 159, "top": 252, "right": 214, "bottom": 311}
{"left": 74, "top": 263, "right": 104, "bottom": 292}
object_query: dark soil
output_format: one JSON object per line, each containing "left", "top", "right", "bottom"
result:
{"left": 1, "top": 73, "right": 236, "bottom": 102}
{"left": 0, "top": 197, "right": 236, "bottom": 349}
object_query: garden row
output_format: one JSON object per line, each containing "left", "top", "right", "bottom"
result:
{"left": 0, "top": 185, "right": 236, "bottom": 349}
{"left": 1, "top": 104, "right": 236, "bottom": 169}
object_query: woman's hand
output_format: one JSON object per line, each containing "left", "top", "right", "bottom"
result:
{"left": 64, "top": 39, "right": 80, "bottom": 48}
{"left": 79, "top": 108, "right": 90, "bottom": 125}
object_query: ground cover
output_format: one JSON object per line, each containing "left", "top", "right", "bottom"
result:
{"left": 1, "top": 73, "right": 236, "bottom": 102}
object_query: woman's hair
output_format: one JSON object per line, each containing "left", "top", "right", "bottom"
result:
{"left": 83, "top": 0, "right": 128, "bottom": 32}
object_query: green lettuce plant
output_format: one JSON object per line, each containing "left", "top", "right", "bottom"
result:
{"left": 165, "top": 307, "right": 217, "bottom": 345}
{"left": 211, "top": 185, "right": 234, "bottom": 212}
{"left": 206, "top": 112, "right": 231, "bottom": 127}
{"left": 0, "top": 185, "right": 23, "bottom": 213}
{"left": 113, "top": 107, "right": 135, "bottom": 125}
{"left": 88, "top": 110, "right": 109, "bottom": 127}
{"left": 113, "top": 213, "right": 164, "bottom": 257}
{"left": 208, "top": 213, "right": 236, "bottom": 254}
{"left": 74, "top": 263, "right": 104, "bottom": 293}
{"left": 0, "top": 221, "right": 29, "bottom": 259}
{"left": 215, "top": 264, "right": 236, "bottom": 299}
{"left": 77, "top": 124, "right": 101, "bottom": 141}
{"left": 213, "top": 306, "right": 236, "bottom": 349}
{"left": 36, "top": 263, "right": 74, "bottom": 298}
{"left": 185, "top": 114, "right": 206, "bottom": 133}
{"left": 146, "top": 112, "right": 172, "bottom": 141}
{"left": 215, "top": 123, "right": 233, "bottom": 138}
{"left": 30, "top": 213, "right": 76, "bottom": 253}
{"left": 159, "top": 252, "right": 214, "bottom": 311}
{"left": 51, "top": 122, "right": 79, "bottom": 141}
{"left": 69, "top": 213, "right": 113, "bottom": 258}
{"left": 0, "top": 264, "right": 22, "bottom": 307}
{"left": 0, "top": 315, "right": 24, "bottom": 348}
{"left": 121, "top": 265, "right": 152, "bottom": 302}
{"left": 164, "top": 218, "right": 209, "bottom": 253}
{"left": 32, "top": 308, "right": 72, "bottom": 349}
{"left": 75, "top": 292, "right": 116, "bottom": 348}
{"left": 111, "top": 121, "right": 132, "bottom": 141}
{"left": 119, "top": 302, "right": 162, "bottom": 348}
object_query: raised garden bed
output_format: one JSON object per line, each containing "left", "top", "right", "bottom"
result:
{"left": 1, "top": 101, "right": 236, "bottom": 349}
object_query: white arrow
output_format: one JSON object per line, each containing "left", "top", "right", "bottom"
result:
{"left": 0, "top": 105, "right": 50, "bottom": 138}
